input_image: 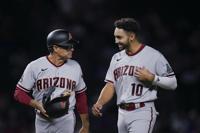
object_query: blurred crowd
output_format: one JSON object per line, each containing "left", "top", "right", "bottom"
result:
{"left": 0, "top": 0, "right": 200, "bottom": 132}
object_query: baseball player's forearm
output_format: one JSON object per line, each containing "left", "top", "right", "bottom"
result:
{"left": 152, "top": 75, "right": 177, "bottom": 90}
{"left": 29, "top": 99, "right": 42, "bottom": 109}
{"left": 135, "top": 67, "right": 177, "bottom": 90}
{"left": 14, "top": 87, "right": 32, "bottom": 105}
{"left": 76, "top": 91, "right": 89, "bottom": 114}
{"left": 96, "top": 82, "right": 115, "bottom": 106}
{"left": 79, "top": 113, "right": 90, "bottom": 132}
{"left": 14, "top": 86, "right": 48, "bottom": 117}
{"left": 29, "top": 99, "right": 48, "bottom": 117}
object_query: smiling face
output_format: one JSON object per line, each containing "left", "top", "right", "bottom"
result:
{"left": 114, "top": 28, "right": 133, "bottom": 50}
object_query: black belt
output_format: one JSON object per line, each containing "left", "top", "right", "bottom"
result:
{"left": 118, "top": 102, "right": 145, "bottom": 111}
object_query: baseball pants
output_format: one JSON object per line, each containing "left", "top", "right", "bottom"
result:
{"left": 35, "top": 110, "right": 76, "bottom": 133}
{"left": 117, "top": 102, "right": 158, "bottom": 133}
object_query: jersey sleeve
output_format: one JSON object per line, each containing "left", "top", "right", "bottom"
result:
{"left": 75, "top": 65, "right": 86, "bottom": 94}
{"left": 105, "top": 56, "right": 115, "bottom": 84}
{"left": 155, "top": 53, "right": 175, "bottom": 77}
{"left": 17, "top": 63, "right": 35, "bottom": 92}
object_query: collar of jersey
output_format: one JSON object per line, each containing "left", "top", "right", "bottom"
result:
{"left": 125, "top": 44, "right": 145, "bottom": 56}
{"left": 46, "top": 56, "right": 67, "bottom": 67}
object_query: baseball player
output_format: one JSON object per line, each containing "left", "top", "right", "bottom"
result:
{"left": 92, "top": 18, "right": 177, "bottom": 133}
{"left": 14, "top": 29, "right": 89, "bottom": 133}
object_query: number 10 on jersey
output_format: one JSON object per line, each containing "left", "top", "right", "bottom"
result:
{"left": 131, "top": 83, "right": 143, "bottom": 96}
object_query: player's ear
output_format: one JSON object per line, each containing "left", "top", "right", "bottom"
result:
{"left": 52, "top": 45, "right": 58, "bottom": 51}
{"left": 129, "top": 33, "right": 136, "bottom": 41}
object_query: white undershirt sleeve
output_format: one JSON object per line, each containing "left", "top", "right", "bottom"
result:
{"left": 152, "top": 75, "right": 177, "bottom": 90}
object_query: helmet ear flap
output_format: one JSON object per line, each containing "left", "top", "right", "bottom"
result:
{"left": 48, "top": 45, "right": 54, "bottom": 53}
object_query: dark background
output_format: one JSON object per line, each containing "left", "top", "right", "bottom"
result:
{"left": 0, "top": 0, "right": 200, "bottom": 133}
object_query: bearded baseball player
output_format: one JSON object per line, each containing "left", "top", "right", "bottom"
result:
{"left": 92, "top": 18, "right": 177, "bottom": 133}
{"left": 14, "top": 29, "right": 89, "bottom": 133}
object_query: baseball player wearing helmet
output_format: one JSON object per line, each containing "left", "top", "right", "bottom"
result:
{"left": 14, "top": 29, "right": 89, "bottom": 133}
{"left": 92, "top": 18, "right": 177, "bottom": 133}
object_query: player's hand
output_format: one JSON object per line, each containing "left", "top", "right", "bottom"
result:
{"left": 30, "top": 99, "right": 49, "bottom": 118}
{"left": 79, "top": 126, "right": 89, "bottom": 133}
{"left": 135, "top": 67, "right": 155, "bottom": 82}
{"left": 61, "top": 90, "right": 71, "bottom": 97}
{"left": 79, "top": 114, "right": 89, "bottom": 133}
{"left": 92, "top": 103, "right": 103, "bottom": 117}
{"left": 37, "top": 103, "right": 49, "bottom": 118}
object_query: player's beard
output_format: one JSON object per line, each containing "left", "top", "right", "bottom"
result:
{"left": 118, "top": 42, "right": 130, "bottom": 51}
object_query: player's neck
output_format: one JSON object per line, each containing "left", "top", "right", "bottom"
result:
{"left": 48, "top": 54, "right": 66, "bottom": 66}
{"left": 127, "top": 41, "right": 142, "bottom": 55}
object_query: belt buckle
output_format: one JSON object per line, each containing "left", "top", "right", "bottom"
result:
{"left": 125, "top": 103, "right": 129, "bottom": 108}
{"left": 135, "top": 103, "right": 140, "bottom": 109}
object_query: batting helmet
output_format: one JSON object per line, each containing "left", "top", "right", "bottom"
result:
{"left": 47, "top": 29, "right": 78, "bottom": 52}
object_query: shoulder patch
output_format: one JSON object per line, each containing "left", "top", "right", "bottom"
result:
{"left": 166, "top": 64, "right": 173, "bottom": 74}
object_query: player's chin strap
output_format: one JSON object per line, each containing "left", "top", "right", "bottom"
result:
{"left": 152, "top": 75, "right": 177, "bottom": 90}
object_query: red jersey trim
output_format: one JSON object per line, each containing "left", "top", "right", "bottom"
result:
{"left": 105, "top": 79, "right": 114, "bottom": 83}
{"left": 46, "top": 56, "right": 66, "bottom": 67}
{"left": 125, "top": 44, "right": 145, "bottom": 56}
{"left": 17, "top": 84, "right": 30, "bottom": 93}
{"left": 75, "top": 87, "right": 87, "bottom": 94}
{"left": 147, "top": 107, "right": 153, "bottom": 133}
{"left": 166, "top": 73, "right": 175, "bottom": 77}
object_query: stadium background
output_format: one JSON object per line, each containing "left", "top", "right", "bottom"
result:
{"left": 0, "top": 0, "right": 199, "bottom": 132}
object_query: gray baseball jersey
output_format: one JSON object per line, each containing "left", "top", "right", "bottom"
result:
{"left": 105, "top": 45, "right": 174, "bottom": 105}
{"left": 17, "top": 56, "right": 86, "bottom": 112}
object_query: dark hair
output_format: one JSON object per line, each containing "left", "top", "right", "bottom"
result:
{"left": 114, "top": 18, "right": 141, "bottom": 35}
